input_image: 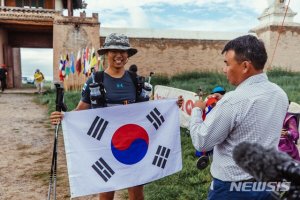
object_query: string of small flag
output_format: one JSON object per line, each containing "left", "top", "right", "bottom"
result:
{"left": 58, "top": 47, "right": 105, "bottom": 82}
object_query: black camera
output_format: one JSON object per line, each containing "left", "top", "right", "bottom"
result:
{"left": 136, "top": 75, "right": 145, "bottom": 96}
{"left": 89, "top": 82, "right": 106, "bottom": 108}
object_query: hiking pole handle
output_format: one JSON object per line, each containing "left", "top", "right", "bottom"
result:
{"left": 54, "top": 82, "right": 67, "bottom": 112}
{"left": 148, "top": 72, "right": 154, "bottom": 84}
{"left": 196, "top": 87, "right": 204, "bottom": 100}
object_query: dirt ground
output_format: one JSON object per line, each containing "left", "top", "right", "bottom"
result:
{"left": 0, "top": 91, "right": 123, "bottom": 200}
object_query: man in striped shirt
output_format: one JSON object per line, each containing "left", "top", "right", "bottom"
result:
{"left": 190, "top": 35, "right": 289, "bottom": 200}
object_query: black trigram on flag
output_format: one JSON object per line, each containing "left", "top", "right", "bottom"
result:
{"left": 92, "top": 157, "right": 115, "bottom": 182}
{"left": 146, "top": 107, "right": 165, "bottom": 130}
{"left": 87, "top": 116, "right": 109, "bottom": 141}
{"left": 152, "top": 145, "right": 171, "bottom": 169}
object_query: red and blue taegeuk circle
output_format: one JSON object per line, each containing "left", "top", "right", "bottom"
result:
{"left": 111, "top": 124, "right": 149, "bottom": 165}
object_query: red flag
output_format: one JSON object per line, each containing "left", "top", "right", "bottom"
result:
{"left": 59, "top": 69, "right": 64, "bottom": 81}
{"left": 76, "top": 50, "right": 81, "bottom": 75}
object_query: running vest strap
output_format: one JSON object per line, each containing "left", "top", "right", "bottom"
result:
{"left": 93, "top": 70, "right": 144, "bottom": 105}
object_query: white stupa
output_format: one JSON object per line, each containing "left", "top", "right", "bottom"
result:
{"left": 258, "top": 0, "right": 298, "bottom": 26}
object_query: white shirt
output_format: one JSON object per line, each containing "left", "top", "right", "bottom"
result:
{"left": 189, "top": 73, "right": 289, "bottom": 181}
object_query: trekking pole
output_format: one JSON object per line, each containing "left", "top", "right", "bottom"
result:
{"left": 47, "top": 121, "right": 59, "bottom": 200}
{"left": 148, "top": 72, "right": 154, "bottom": 84}
{"left": 47, "top": 83, "right": 67, "bottom": 200}
{"left": 196, "top": 87, "right": 204, "bottom": 100}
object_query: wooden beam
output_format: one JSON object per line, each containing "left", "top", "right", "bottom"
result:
{"left": 8, "top": 31, "right": 53, "bottom": 48}
{"left": 67, "top": 0, "right": 73, "bottom": 16}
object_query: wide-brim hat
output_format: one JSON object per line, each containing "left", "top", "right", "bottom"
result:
{"left": 288, "top": 102, "right": 300, "bottom": 114}
{"left": 97, "top": 33, "right": 138, "bottom": 57}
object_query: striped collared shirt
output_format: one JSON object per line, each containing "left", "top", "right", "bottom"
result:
{"left": 189, "top": 73, "right": 288, "bottom": 181}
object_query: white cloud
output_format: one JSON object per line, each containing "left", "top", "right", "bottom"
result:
{"left": 81, "top": 0, "right": 272, "bottom": 31}
{"left": 290, "top": 1, "right": 300, "bottom": 23}
{"left": 72, "top": 0, "right": 299, "bottom": 33}
{"left": 128, "top": 6, "right": 150, "bottom": 28}
{"left": 238, "top": 0, "right": 269, "bottom": 13}
{"left": 156, "top": 14, "right": 257, "bottom": 32}
{"left": 86, "top": 0, "right": 193, "bottom": 9}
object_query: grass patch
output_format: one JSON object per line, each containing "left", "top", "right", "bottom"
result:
{"left": 144, "top": 130, "right": 211, "bottom": 200}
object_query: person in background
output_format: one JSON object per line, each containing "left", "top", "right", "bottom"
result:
{"left": 195, "top": 86, "right": 226, "bottom": 159}
{"left": 50, "top": 33, "right": 183, "bottom": 200}
{"left": 279, "top": 107, "right": 300, "bottom": 161}
{"left": 129, "top": 64, "right": 138, "bottom": 75}
{"left": 0, "top": 64, "right": 8, "bottom": 92}
{"left": 204, "top": 86, "right": 226, "bottom": 117}
{"left": 189, "top": 35, "right": 288, "bottom": 200}
{"left": 211, "top": 86, "right": 226, "bottom": 95}
{"left": 34, "top": 69, "right": 45, "bottom": 94}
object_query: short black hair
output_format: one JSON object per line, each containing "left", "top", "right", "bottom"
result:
{"left": 222, "top": 35, "right": 267, "bottom": 70}
{"left": 129, "top": 64, "right": 138, "bottom": 73}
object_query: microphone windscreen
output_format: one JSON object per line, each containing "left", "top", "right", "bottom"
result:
{"left": 233, "top": 142, "right": 290, "bottom": 182}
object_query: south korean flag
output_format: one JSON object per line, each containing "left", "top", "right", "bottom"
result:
{"left": 62, "top": 99, "right": 182, "bottom": 198}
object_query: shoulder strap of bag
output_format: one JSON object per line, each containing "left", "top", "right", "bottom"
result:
{"left": 93, "top": 71, "right": 106, "bottom": 106}
{"left": 94, "top": 71, "right": 104, "bottom": 84}
{"left": 94, "top": 70, "right": 141, "bottom": 102}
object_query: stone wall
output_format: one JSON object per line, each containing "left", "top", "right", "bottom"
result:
{"left": 100, "top": 37, "right": 228, "bottom": 77}
{"left": 100, "top": 25, "right": 300, "bottom": 78}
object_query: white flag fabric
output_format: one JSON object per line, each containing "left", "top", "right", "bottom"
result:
{"left": 62, "top": 99, "right": 182, "bottom": 198}
{"left": 154, "top": 85, "right": 199, "bottom": 128}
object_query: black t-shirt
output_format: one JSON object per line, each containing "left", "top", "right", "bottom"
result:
{"left": 81, "top": 71, "right": 136, "bottom": 106}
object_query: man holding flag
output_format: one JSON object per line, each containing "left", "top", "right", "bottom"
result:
{"left": 189, "top": 35, "right": 288, "bottom": 199}
{"left": 51, "top": 33, "right": 183, "bottom": 200}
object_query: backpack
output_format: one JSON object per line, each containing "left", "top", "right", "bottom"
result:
{"left": 93, "top": 70, "right": 146, "bottom": 105}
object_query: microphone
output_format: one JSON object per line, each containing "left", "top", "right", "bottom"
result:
{"left": 233, "top": 142, "right": 300, "bottom": 185}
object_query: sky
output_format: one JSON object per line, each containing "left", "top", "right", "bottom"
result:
{"left": 21, "top": 0, "right": 300, "bottom": 80}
